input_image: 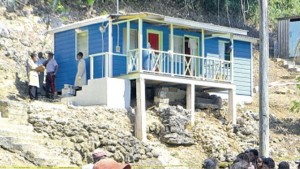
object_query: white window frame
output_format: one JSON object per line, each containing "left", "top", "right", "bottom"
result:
{"left": 184, "top": 35, "right": 199, "bottom": 56}
{"left": 123, "top": 28, "right": 138, "bottom": 54}
{"left": 75, "top": 29, "right": 89, "bottom": 60}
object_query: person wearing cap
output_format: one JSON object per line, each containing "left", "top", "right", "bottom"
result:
{"left": 82, "top": 149, "right": 107, "bottom": 169}
{"left": 27, "top": 53, "right": 45, "bottom": 100}
{"left": 44, "top": 52, "right": 58, "bottom": 99}
{"left": 74, "top": 52, "right": 86, "bottom": 94}
{"left": 92, "top": 149, "right": 131, "bottom": 169}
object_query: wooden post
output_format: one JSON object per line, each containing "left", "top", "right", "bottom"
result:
{"left": 186, "top": 84, "right": 195, "bottom": 125}
{"left": 108, "top": 19, "right": 113, "bottom": 77}
{"left": 201, "top": 29, "right": 205, "bottom": 80}
{"left": 90, "top": 56, "right": 94, "bottom": 80}
{"left": 230, "top": 33, "right": 234, "bottom": 83}
{"left": 126, "top": 21, "right": 130, "bottom": 74}
{"left": 228, "top": 88, "right": 237, "bottom": 125}
{"left": 138, "top": 18, "right": 143, "bottom": 72}
{"left": 136, "top": 78, "right": 146, "bottom": 141}
{"left": 170, "top": 24, "right": 174, "bottom": 76}
{"left": 259, "top": 0, "right": 270, "bottom": 157}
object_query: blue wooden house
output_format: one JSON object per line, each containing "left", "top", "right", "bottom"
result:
{"left": 50, "top": 12, "right": 256, "bottom": 141}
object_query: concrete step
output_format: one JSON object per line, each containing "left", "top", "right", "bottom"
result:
{"left": 0, "top": 141, "right": 71, "bottom": 166}
{"left": 0, "top": 136, "right": 44, "bottom": 145}
{"left": 283, "top": 64, "right": 295, "bottom": 69}
{"left": 0, "top": 118, "right": 33, "bottom": 131}
{"left": 289, "top": 67, "right": 300, "bottom": 72}
{"left": 0, "top": 129, "right": 46, "bottom": 139}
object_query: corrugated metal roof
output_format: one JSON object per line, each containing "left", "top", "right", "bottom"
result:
{"left": 276, "top": 16, "right": 300, "bottom": 20}
{"left": 49, "top": 12, "right": 248, "bottom": 36}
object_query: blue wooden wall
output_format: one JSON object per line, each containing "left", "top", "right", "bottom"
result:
{"left": 54, "top": 22, "right": 108, "bottom": 90}
{"left": 205, "top": 38, "right": 252, "bottom": 96}
{"left": 54, "top": 20, "right": 252, "bottom": 96}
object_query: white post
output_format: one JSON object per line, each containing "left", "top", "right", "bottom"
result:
{"left": 108, "top": 19, "right": 113, "bottom": 77}
{"left": 170, "top": 24, "right": 174, "bottom": 76}
{"left": 201, "top": 29, "right": 205, "bottom": 80}
{"left": 126, "top": 21, "right": 130, "bottom": 74}
{"left": 186, "top": 84, "right": 195, "bottom": 125}
{"left": 136, "top": 78, "right": 146, "bottom": 141}
{"left": 90, "top": 56, "right": 94, "bottom": 80}
{"left": 230, "top": 33, "right": 234, "bottom": 83}
{"left": 228, "top": 88, "right": 237, "bottom": 125}
{"left": 138, "top": 18, "right": 143, "bottom": 72}
{"left": 259, "top": 0, "right": 270, "bottom": 157}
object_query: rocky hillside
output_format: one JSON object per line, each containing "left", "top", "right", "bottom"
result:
{"left": 0, "top": 3, "right": 300, "bottom": 169}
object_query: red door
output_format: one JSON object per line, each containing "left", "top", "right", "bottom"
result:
{"left": 148, "top": 33, "right": 160, "bottom": 50}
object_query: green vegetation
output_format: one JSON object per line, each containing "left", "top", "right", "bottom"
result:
{"left": 2, "top": 0, "right": 300, "bottom": 29}
{"left": 291, "top": 76, "right": 300, "bottom": 113}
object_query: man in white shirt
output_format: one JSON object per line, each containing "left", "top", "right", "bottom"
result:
{"left": 44, "top": 52, "right": 58, "bottom": 99}
{"left": 74, "top": 52, "right": 86, "bottom": 89}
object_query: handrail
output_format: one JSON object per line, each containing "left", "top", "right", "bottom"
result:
{"left": 89, "top": 52, "right": 127, "bottom": 79}
{"left": 128, "top": 48, "right": 233, "bottom": 83}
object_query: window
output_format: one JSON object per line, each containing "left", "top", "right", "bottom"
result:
{"left": 76, "top": 30, "right": 88, "bottom": 59}
{"left": 219, "top": 40, "right": 232, "bottom": 61}
{"left": 173, "top": 36, "right": 184, "bottom": 53}
{"left": 123, "top": 28, "right": 138, "bottom": 54}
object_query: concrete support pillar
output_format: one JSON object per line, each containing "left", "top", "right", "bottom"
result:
{"left": 186, "top": 84, "right": 195, "bottom": 125}
{"left": 228, "top": 88, "right": 237, "bottom": 125}
{"left": 135, "top": 78, "right": 146, "bottom": 141}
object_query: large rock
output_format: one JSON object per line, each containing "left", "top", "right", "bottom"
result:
{"left": 157, "top": 106, "right": 195, "bottom": 145}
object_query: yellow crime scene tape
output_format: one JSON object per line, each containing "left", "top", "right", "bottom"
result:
{"left": 0, "top": 165, "right": 205, "bottom": 169}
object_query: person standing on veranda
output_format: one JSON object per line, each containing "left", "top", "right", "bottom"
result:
{"left": 74, "top": 52, "right": 86, "bottom": 93}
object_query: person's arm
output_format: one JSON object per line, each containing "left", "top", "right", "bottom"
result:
{"left": 54, "top": 65, "right": 58, "bottom": 75}
{"left": 53, "top": 60, "right": 58, "bottom": 75}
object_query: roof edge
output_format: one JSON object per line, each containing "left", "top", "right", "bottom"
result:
{"left": 48, "top": 15, "right": 109, "bottom": 34}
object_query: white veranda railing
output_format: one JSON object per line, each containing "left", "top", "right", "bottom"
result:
{"left": 127, "top": 48, "right": 232, "bottom": 82}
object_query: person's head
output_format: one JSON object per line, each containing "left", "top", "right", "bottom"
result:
{"left": 30, "top": 53, "right": 38, "bottom": 62}
{"left": 92, "top": 149, "right": 106, "bottom": 164}
{"left": 249, "top": 149, "right": 259, "bottom": 162}
{"left": 77, "top": 52, "right": 83, "bottom": 60}
{"left": 257, "top": 156, "right": 264, "bottom": 169}
{"left": 38, "top": 52, "right": 43, "bottom": 59}
{"left": 47, "top": 52, "right": 54, "bottom": 59}
{"left": 235, "top": 152, "right": 250, "bottom": 163}
{"left": 278, "top": 161, "right": 289, "bottom": 169}
{"left": 203, "top": 158, "right": 217, "bottom": 169}
{"left": 232, "top": 160, "right": 249, "bottom": 169}
{"left": 263, "top": 158, "right": 275, "bottom": 169}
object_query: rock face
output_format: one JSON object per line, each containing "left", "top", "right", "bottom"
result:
{"left": 27, "top": 104, "right": 159, "bottom": 164}
{"left": 157, "top": 106, "right": 194, "bottom": 145}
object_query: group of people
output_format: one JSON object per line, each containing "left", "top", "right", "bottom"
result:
{"left": 82, "top": 149, "right": 131, "bottom": 169}
{"left": 203, "top": 149, "right": 300, "bottom": 169}
{"left": 26, "top": 51, "right": 86, "bottom": 100}
{"left": 27, "top": 51, "right": 58, "bottom": 100}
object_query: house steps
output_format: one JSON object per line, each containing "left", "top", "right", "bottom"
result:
{"left": 0, "top": 100, "right": 74, "bottom": 166}
{"left": 275, "top": 58, "right": 300, "bottom": 73}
